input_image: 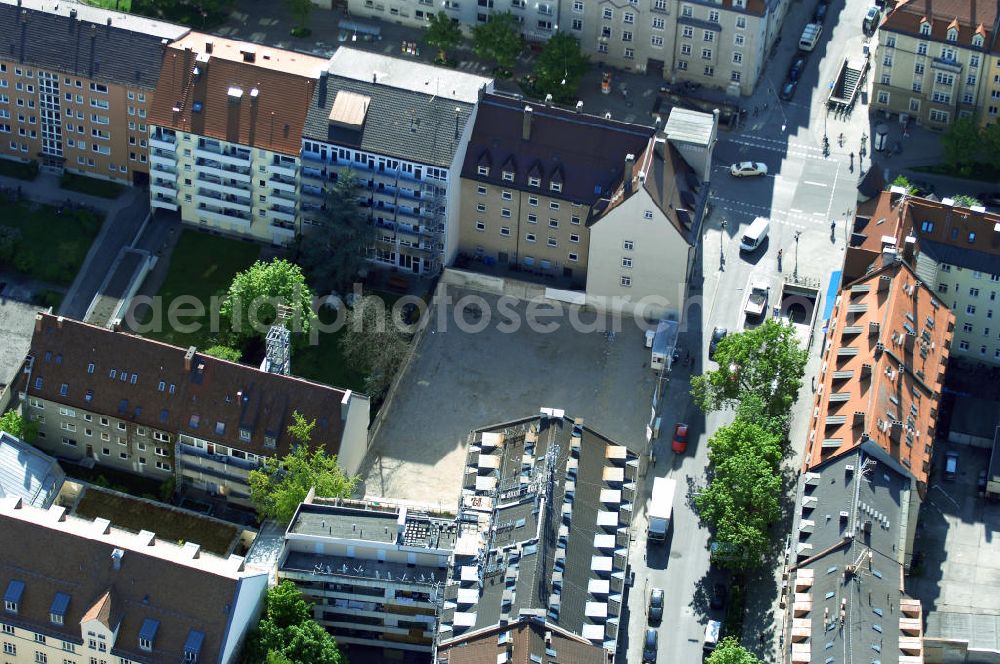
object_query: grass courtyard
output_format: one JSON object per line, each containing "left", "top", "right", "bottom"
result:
{"left": 74, "top": 487, "right": 240, "bottom": 556}
{"left": 0, "top": 196, "right": 101, "bottom": 286}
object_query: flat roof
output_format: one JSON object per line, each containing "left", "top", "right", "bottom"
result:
{"left": 1, "top": 0, "right": 188, "bottom": 39}
{"left": 288, "top": 501, "right": 459, "bottom": 550}
{"left": 170, "top": 31, "right": 327, "bottom": 77}
{"left": 326, "top": 47, "right": 493, "bottom": 104}
{"left": 664, "top": 107, "right": 716, "bottom": 146}
{"left": 0, "top": 297, "right": 40, "bottom": 390}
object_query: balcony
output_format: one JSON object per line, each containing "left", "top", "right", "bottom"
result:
{"left": 269, "top": 176, "right": 297, "bottom": 194}
{"left": 197, "top": 190, "right": 251, "bottom": 213}
{"left": 271, "top": 187, "right": 296, "bottom": 204}
{"left": 271, "top": 222, "right": 296, "bottom": 243}
{"left": 196, "top": 204, "right": 253, "bottom": 229}
{"left": 195, "top": 144, "right": 251, "bottom": 166}
{"left": 151, "top": 193, "right": 178, "bottom": 211}
{"left": 150, "top": 182, "right": 176, "bottom": 199}
{"left": 197, "top": 173, "right": 251, "bottom": 197}
{"left": 196, "top": 159, "right": 252, "bottom": 183}
{"left": 269, "top": 206, "right": 296, "bottom": 223}
{"left": 150, "top": 157, "right": 177, "bottom": 178}
{"left": 150, "top": 135, "right": 177, "bottom": 152}
{"left": 268, "top": 161, "right": 297, "bottom": 179}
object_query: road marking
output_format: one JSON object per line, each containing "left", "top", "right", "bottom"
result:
{"left": 803, "top": 180, "right": 828, "bottom": 187}
{"left": 824, "top": 161, "right": 841, "bottom": 222}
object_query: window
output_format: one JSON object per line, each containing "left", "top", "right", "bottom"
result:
{"left": 477, "top": 166, "right": 489, "bottom": 176}
{"left": 476, "top": 203, "right": 486, "bottom": 213}
{"left": 568, "top": 252, "right": 579, "bottom": 262}
{"left": 501, "top": 190, "right": 512, "bottom": 200}
{"left": 501, "top": 208, "right": 511, "bottom": 218}
{"left": 476, "top": 185, "right": 487, "bottom": 195}
{"left": 548, "top": 218, "right": 559, "bottom": 228}
{"left": 652, "top": 17, "right": 664, "bottom": 29}
{"left": 526, "top": 233, "right": 537, "bottom": 242}
{"left": 572, "top": 0, "right": 583, "bottom": 10}
{"left": 528, "top": 176, "right": 541, "bottom": 187}
{"left": 572, "top": 18, "right": 582, "bottom": 29}
{"left": 500, "top": 226, "right": 511, "bottom": 237}
{"left": 681, "top": 44, "right": 692, "bottom": 55}
{"left": 963, "top": 323, "right": 974, "bottom": 333}
{"left": 734, "top": 33, "right": 744, "bottom": 46}
{"left": 967, "top": 305, "right": 977, "bottom": 315}
{"left": 877, "top": 91, "right": 890, "bottom": 105}
{"left": 919, "top": 21, "right": 930, "bottom": 35}
{"left": 885, "top": 35, "right": 896, "bottom": 47}
{"left": 702, "top": 48, "right": 713, "bottom": 60}
{"left": 549, "top": 201, "right": 560, "bottom": 210}
{"left": 622, "top": 257, "right": 633, "bottom": 268}
{"left": 603, "top": 7, "right": 613, "bottom": 19}
{"left": 527, "top": 214, "right": 538, "bottom": 223}
{"left": 623, "top": 240, "right": 635, "bottom": 250}
{"left": 475, "top": 221, "right": 486, "bottom": 231}
{"left": 547, "top": 237, "right": 557, "bottom": 247}
{"left": 550, "top": 181, "right": 562, "bottom": 192}
{"left": 620, "top": 276, "right": 632, "bottom": 287}
{"left": 736, "top": 16, "right": 746, "bottom": 28}
{"left": 915, "top": 63, "right": 925, "bottom": 75}
{"left": 970, "top": 288, "right": 980, "bottom": 297}
{"left": 3, "top": 643, "right": 14, "bottom": 655}
{"left": 929, "top": 109, "right": 950, "bottom": 123}
{"left": 969, "top": 232, "right": 976, "bottom": 243}
{"left": 732, "top": 52, "right": 743, "bottom": 64}
{"left": 571, "top": 215, "right": 581, "bottom": 225}
{"left": 36, "top": 651, "right": 47, "bottom": 663}
{"left": 623, "top": 11, "right": 634, "bottom": 23}
{"left": 681, "top": 4, "right": 691, "bottom": 16}
{"left": 704, "top": 65, "right": 714, "bottom": 76}
{"left": 569, "top": 234, "right": 580, "bottom": 243}
{"left": 703, "top": 30, "right": 714, "bottom": 42}
{"left": 528, "top": 196, "right": 538, "bottom": 206}
{"left": 938, "top": 283, "right": 948, "bottom": 294}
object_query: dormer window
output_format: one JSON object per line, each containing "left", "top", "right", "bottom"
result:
{"left": 502, "top": 170, "right": 514, "bottom": 182}
{"left": 528, "top": 176, "right": 541, "bottom": 187}
{"left": 240, "top": 427, "right": 251, "bottom": 442}
{"left": 477, "top": 166, "right": 490, "bottom": 176}
{"left": 49, "top": 593, "right": 69, "bottom": 626}
{"left": 264, "top": 434, "right": 277, "bottom": 449}
{"left": 4, "top": 581, "right": 24, "bottom": 614}
{"left": 946, "top": 28, "right": 957, "bottom": 42}
{"left": 59, "top": 383, "right": 69, "bottom": 396}
{"left": 183, "top": 630, "right": 205, "bottom": 663}
{"left": 973, "top": 34, "right": 983, "bottom": 47}
{"left": 550, "top": 182, "right": 562, "bottom": 192}
{"left": 139, "top": 619, "right": 159, "bottom": 652}
{"left": 919, "top": 21, "right": 931, "bottom": 35}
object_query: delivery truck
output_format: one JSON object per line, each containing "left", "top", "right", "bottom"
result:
{"left": 648, "top": 477, "right": 676, "bottom": 542}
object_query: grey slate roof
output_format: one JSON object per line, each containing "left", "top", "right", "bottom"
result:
{"left": 0, "top": 432, "right": 64, "bottom": 508}
{"left": 441, "top": 413, "right": 639, "bottom": 655}
{"left": 791, "top": 447, "right": 916, "bottom": 662}
{"left": 918, "top": 238, "right": 1000, "bottom": 275}
{"left": 302, "top": 71, "right": 477, "bottom": 168}
{"left": 0, "top": 0, "right": 188, "bottom": 87}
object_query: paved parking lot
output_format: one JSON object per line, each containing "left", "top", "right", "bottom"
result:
{"left": 910, "top": 443, "right": 1000, "bottom": 653}
{"left": 355, "top": 285, "right": 660, "bottom": 508}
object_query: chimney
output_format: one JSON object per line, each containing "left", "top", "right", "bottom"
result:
{"left": 454, "top": 106, "right": 461, "bottom": 140}
{"left": 111, "top": 548, "right": 125, "bottom": 570}
{"left": 522, "top": 105, "right": 534, "bottom": 141}
{"left": 624, "top": 153, "right": 635, "bottom": 195}
{"left": 544, "top": 93, "right": 553, "bottom": 104}
{"left": 240, "top": 47, "right": 256, "bottom": 63}
{"left": 56, "top": 315, "right": 65, "bottom": 329}
{"left": 35, "top": 313, "right": 43, "bottom": 333}
{"left": 205, "top": 40, "right": 214, "bottom": 53}
{"left": 372, "top": 73, "right": 377, "bottom": 84}
{"left": 184, "top": 346, "right": 196, "bottom": 371}
{"left": 575, "top": 100, "right": 583, "bottom": 112}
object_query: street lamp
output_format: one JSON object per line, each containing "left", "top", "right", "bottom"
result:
{"left": 793, "top": 230, "right": 802, "bottom": 281}
{"left": 768, "top": 85, "right": 788, "bottom": 133}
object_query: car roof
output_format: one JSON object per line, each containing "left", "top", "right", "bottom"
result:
{"left": 675, "top": 423, "right": 688, "bottom": 433}
{"left": 645, "top": 628, "right": 657, "bottom": 641}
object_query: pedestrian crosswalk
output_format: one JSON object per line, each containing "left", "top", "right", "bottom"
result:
{"left": 708, "top": 194, "right": 835, "bottom": 231}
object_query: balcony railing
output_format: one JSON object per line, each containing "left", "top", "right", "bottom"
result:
{"left": 268, "top": 161, "right": 297, "bottom": 178}
{"left": 269, "top": 176, "right": 297, "bottom": 194}
{"left": 151, "top": 193, "right": 178, "bottom": 211}
{"left": 150, "top": 136, "right": 176, "bottom": 152}
{"left": 196, "top": 159, "right": 252, "bottom": 183}
{"left": 270, "top": 206, "right": 296, "bottom": 223}
{"left": 195, "top": 144, "right": 251, "bottom": 166}
{"left": 197, "top": 189, "right": 251, "bottom": 213}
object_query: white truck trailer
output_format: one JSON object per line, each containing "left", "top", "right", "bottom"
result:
{"left": 647, "top": 477, "right": 676, "bottom": 542}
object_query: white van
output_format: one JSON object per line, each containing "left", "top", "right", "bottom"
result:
{"left": 799, "top": 23, "right": 823, "bottom": 51}
{"left": 704, "top": 619, "right": 722, "bottom": 651}
{"left": 739, "top": 216, "right": 770, "bottom": 252}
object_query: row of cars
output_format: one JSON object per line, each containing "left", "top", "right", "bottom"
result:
{"left": 643, "top": 584, "right": 726, "bottom": 662}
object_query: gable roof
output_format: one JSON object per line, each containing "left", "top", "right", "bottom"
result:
{"left": 438, "top": 616, "right": 608, "bottom": 664}
{"left": 0, "top": 432, "right": 64, "bottom": 508}
{"left": 0, "top": 496, "right": 261, "bottom": 664}
{"left": 149, "top": 32, "right": 325, "bottom": 155}
{"left": 0, "top": 0, "right": 188, "bottom": 87}
{"left": 461, "top": 93, "right": 655, "bottom": 204}
{"left": 881, "top": 0, "right": 999, "bottom": 45}
{"left": 25, "top": 313, "right": 354, "bottom": 458}
{"left": 302, "top": 66, "right": 478, "bottom": 168}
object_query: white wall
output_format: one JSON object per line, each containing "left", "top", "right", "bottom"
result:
{"left": 338, "top": 391, "right": 371, "bottom": 476}
{"left": 218, "top": 572, "right": 269, "bottom": 664}
{"left": 586, "top": 188, "right": 691, "bottom": 321}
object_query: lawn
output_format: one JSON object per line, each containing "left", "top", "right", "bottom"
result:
{"left": 294, "top": 304, "right": 366, "bottom": 392}
{"left": 74, "top": 487, "right": 240, "bottom": 556}
{"left": 136, "top": 230, "right": 261, "bottom": 349}
{"left": 60, "top": 173, "right": 125, "bottom": 200}
{"left": 81, "top": 0, "right": 132, "bottom": 10}
{"left": 0, "top": 197, "right": 101, "bottom": 286}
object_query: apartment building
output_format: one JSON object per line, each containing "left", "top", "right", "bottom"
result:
{"left": 148, "top": 33, "right": 326, "bottom": 245}
{"left": 277, "top": 496, "right": 457, "bottom": 658}
{"left": 458, "top": 93, "right": 654, "bottom": 288}
{"left": 0, "top": 495, "right": 267, "bottom": 664}
{"left": 347, "top": 0, "right": 783, "bottom": 93}
{"left": 21, "top": 313, "right": 370, "bottom": 506}
{"left": 847, "top": 190, "right": 1000, "bottom": 366}
{"left": 301, "top": 48, "right": 492, "bottom": 276}
{"left": 0, "top": 0, "right": 189, "bottom": 184}
{"left": 785, "top": 451, "right": 925, "bottom": 664}
{"left": 438, "top": 411, "right": 640, "bottom": 658}
{"left": 438, "top": 617, "right": 610, "bottom": 664}
{"left": 871, "top": 0, "right": 1000, "bottom": 128}
{"left": 804, "top": 249, "right": 953, "bottom": 572}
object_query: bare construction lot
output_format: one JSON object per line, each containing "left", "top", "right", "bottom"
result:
{"left": 355, "top": 285, "right": 663, "bottom": 508}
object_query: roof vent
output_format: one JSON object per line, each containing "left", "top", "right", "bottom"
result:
{"left": 111, "top": 548, "right": 125, "bottom": 570}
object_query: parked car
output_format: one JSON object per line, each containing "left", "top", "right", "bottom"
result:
{"left": 780, "top": 80, "right": 798, "bottom": 100}
{"left": 642, "top": 628, "right": 659, "bottom": 663}
{"left": 813, "top": 2, "right": 828, "bottom": 22}
{"left": 672, "top": 423, "right": 689, "bottom": 454}
{"left": 648, "top": 588, "right": 664, "bottom": 624}
{"left": 787, "top": 56, "right": 807, "bottom": 82}
{"left": 863, "top": 6, "right": 881, "bottom": 33}
{"left": 710, "top": 583, "right": 727, "bottom": 610}
{"left": 730, "top": 161, "right": 768, "bottom": 177}
{"left": 944, "top": 451, "right": 959, "bottom": 480}
{"left": 708, "top": 327, "right": 728, "bottom": 360}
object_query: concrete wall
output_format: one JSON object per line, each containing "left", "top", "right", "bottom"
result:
{"left": 439, "top": 268, "right": 555, "bottom": 302}
{"left": 338, "top": 390, "right": 371, "bottom": 476}
{"left": 924, "top": 638, "right": 1000, "bottom": 664}
{"left": 218, "top": 572, "right": 269, "bottom": 664}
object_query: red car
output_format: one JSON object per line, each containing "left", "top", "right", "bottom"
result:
{"left": 672, "top": 423, "right": 689, "bottom": 454}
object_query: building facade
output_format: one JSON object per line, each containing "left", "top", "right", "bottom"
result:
{"left": 21, "top": 313, "right": 370, "bottom": 506}
{"left": 301, "top": 49, "right": 491, "bottom": 276}
{"left": 148, "top": 33, "right": 325, "bottom": 245}
{"left": 278, "top": 497, "right": 456, "bottom": 657}
{"left": 346, "top": 0, "right": 784, "bottom": 93}
{"left": 871, "top": 0, "right": 1000, "bottom": 128}
{"left": 0, "top": 0, "right": 189, "bottom": 184}
{"left": 0, "top": 495, "right": 268, "bottom": 664}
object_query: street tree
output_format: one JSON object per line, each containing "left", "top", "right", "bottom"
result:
{"left": 735, "top": 393, "right": 789, "bottom": 440}
{"left": 287, "top": 0, "right": 312, "bottom": 35}
{"left": 941, "top": 116, "right": 982, "bottom": 172}
{"left": 220, "top": 259, "right": 316, "bottom": 344}
{"left": 533, "top": 32, "right": 590, "bottom": 103}
{"left": 690, "top": 319, "right": 807, "bottom": 418}
{"left": 0, "top": 227, "right": 20, "bottom": 266}
{"left": 472, "top": 12, "right": 522, "bottom": 77}
{"left": 982, "top": 122, "right": 1000, "bottom": 169}
{"left": 339, "top": 295, "right": 411, "bottom": 400}
{"left": 706, "top": 637, "right": 763, "bottom": 664}
{"left": 0, "top": 409, "right": 38, "bottom": 442}
{"left": 297, "top": 170, "right": 375, "bottom": 294}
{"left": 248, "top": 412, "right": 358, "bottom": 524}
{"left": 890, "top": 175, "right": 916, "bottom": 194}
{"left": 203, "top": 345, "right": 242, "bottom": 362}
{"left": 707, "top": 420, "right": 782, "bottom": 473}
{"left": 425, "top": 11, "right": 463, "bottom": 63}
{"left": 244, "top": 581, "right": 344, "bottom": 664}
